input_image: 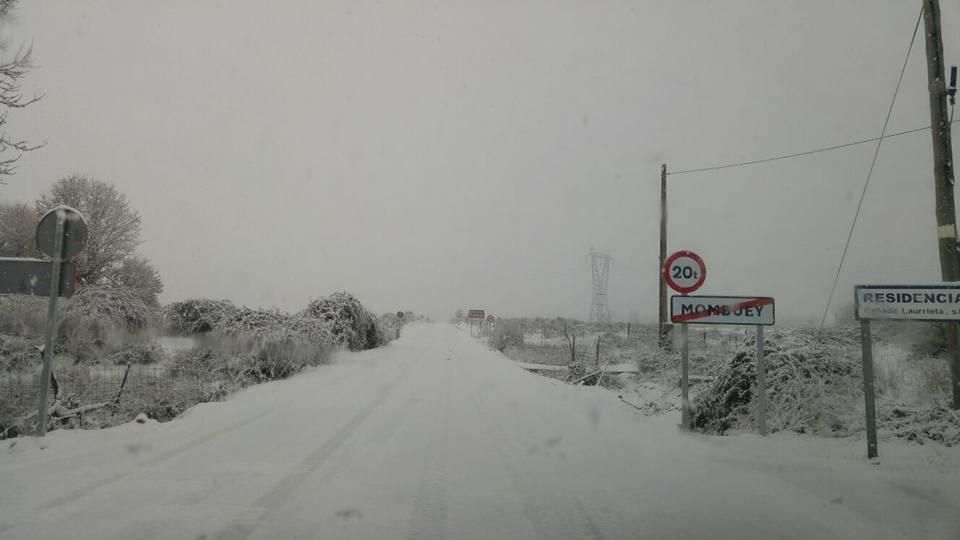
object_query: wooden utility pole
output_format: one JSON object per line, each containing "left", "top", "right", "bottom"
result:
{"left": 659, "top": 164, "right": 669, "bottom": 347}
{"left": 923, "top": 0, "right": 960, "bottom": 409}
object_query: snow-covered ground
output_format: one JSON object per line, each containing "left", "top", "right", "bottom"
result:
{"left": 1, "top": 323, "right": 957, "bottom": 539}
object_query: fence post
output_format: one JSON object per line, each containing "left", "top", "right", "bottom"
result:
{"left": 595, "top": 336, "right": 601, "bottom": 368}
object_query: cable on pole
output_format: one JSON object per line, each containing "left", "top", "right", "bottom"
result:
{"left": 819, "top": 5, "right": 924, "bottom": 329}
{"left": 668, "top": 123, "right": 956, "bottom": 177}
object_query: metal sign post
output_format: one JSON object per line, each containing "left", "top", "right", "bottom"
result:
{"left": 670, "top": 291, "right": 776, "bottom": 435}
{"left": 35, "top": 211, "right": 65, "bottom": 437}
{"left": 33, "top": 206, "right": 88, "bottom": 436}
{"left": 853, "top": 284, "right": 960, "bottom": 459}
{"left": 467, "top": 309, "right": 485, "bottom": 338}
{"left": 680, "top": 316, "right": 690, "bottom": 429}
{"left": 757, "top": 325, "right": 767, "bottom": 436}
{"left": 663, "top": 251, "right": 707, "bottom": 430}
{"left": 859, "top": 319, "right": 878, "bottom": 459}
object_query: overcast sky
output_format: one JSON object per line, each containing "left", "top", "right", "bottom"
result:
{"left": 2, "top": 1, "right": 959, "bottom": 324}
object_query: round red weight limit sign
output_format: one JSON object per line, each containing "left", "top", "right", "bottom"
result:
{"left": 663, "top": 250, "right": 706, "bottom": 294}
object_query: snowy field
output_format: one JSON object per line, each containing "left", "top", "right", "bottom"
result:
{"left": 1, "top": 323, "right": 957, "bottom": 539}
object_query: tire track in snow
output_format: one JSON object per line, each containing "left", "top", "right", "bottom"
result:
{"left": 458, "top": 355, "right": 608, "bottom": 540}
{"left": 404, "top": 361, "right": 450, "bottom": 540}
{"left": 213, "top": 376, "right": 405, "bottom": 540}
{"left": 20, "top": 366, "right": 363, "bottom": 515}
{"left": 36, "top": 409, "right": 274, "bottom": 511}
{"left": 449, "top": 356, "right": 553, "bottom": 540}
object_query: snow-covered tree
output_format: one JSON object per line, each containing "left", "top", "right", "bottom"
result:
{"left": 107, "top": 256, "right": 164, "bottom": 306}
{"left": 0, "top": 201, "right": 34, "bottom": 256}
{"left": 35, "top": 175, "right": 142, "bottom": 285}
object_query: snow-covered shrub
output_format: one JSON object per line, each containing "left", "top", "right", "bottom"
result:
{"left": 163, "top": 299, "right": 237, "bottom": 335}
{"left": 489, "top": 320, "right": 524, "bottom": 352}
{"left": 57, "top": 287, "right": 155, "bottom": 363}
{"left": 169, "top": 347, "right": 223, "bottom": 378}
{"left": 692, "top": 329, "right": 861, "bottom": 435}
{"left": 0, "top": 334, "right": 39, "bottom": 371}
{"left": 108, "top": 342, "right": 166, "bottom": 365}
{"left": 0, "top": 296, "right": 46, "bottom": 336}
{"left": 301, "top": 292, "right": 386, "bottom": 351}
{"left": 915, "top": 358, "right": 953, "bottom": 397}
{"left": 218, "top": 308, "right": 334, "bottom": 381}
{"left": 880, "top": 405, "right": 960, "bottom": 447}
{"left": 61, "top": 287, "right": 153, "bottom": 332}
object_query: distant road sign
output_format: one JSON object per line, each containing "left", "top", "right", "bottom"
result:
{"left": 397, "top": 311, "right": 404, "bottom": 318}
{"left": 467, "top": 309, "right": 485, "bottom": 320}
{"left": 855, "top": 285, "right": 960, "bottom": 321}
{"left": 664, "top": 251, "right": 706, "bottom": 294}
{"left": 0, "top": 258, "right": 77, "bottom": 297}
{"left": 36, "top": 206, "right": 88, "bottom": 261}
{"left": 486, "top": 314, "right": 495, "bottom": 322}
{"left": 671, "top": 295, "right": 774, "bottom": 325}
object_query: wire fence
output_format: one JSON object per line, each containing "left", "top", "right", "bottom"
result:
{"left": 0, "top": 364, "right": 225, "bottom": 435}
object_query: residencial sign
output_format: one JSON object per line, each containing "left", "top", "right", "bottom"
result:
{"left": 467, "top": 309, "right": 485, "bottom": 320}
{"left": 671, "top": 295, "right": 775, "bottom": 326}
{"left": 855, "top": 285, "right": 960, "bottom": 321}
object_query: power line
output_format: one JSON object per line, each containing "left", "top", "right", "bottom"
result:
{"left": 668, "top": 122, "right": 958, "bottom": 177}
{"left": 819, "top": 5, "right": 924, "bottom": 328}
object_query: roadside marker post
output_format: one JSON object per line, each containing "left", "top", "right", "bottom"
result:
{"left": 854, "top": 284, "right": 960, "bottom": 459}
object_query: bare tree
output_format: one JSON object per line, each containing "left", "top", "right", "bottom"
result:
{"left": 0, "top": 0, "right": 42, "bottom": 182}
{"left": 35, "top": 175, "right": 142, "bottom": 285}
{"left": 0, "top": 200, "right": 34, "bottom": 256}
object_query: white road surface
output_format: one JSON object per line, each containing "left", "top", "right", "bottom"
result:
{"left": 1, "top": 324, "right": 958, "bottom": 539}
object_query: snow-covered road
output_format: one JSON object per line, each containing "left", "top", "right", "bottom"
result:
{"left": 1, "top": 324, "right": 957, "bottom": 539}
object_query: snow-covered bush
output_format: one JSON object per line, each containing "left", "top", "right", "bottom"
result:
{"left": 57, "top": 287, "right": 155, "bottom": 363}
{"left": 0, "top": 296, "right": 46, "bottom": 336}
{"left": 163, "top": 299, "right": 237, "bottom": 335}
{"left": 108, "top": 342, "right": 166, "bottom": 365}
{"left": 489, "top": 320, "right": 524, "bottom": 352}
{"left": 217, "top": 308, "right": 334, "bottom": 379}
{"left": 169, "top": 347, "right": 223, "bottom": 378}
{"left": 301, "top": 292, "right": 386, "bottom": 351}
{"left": 0, "top": 334, "right": 39, "bottom": 371}
{"left": 692, "top": 329, "right": 861, "bottom": 435}
{"left": 881, "top": 405, "right": 960, "bottom": 447}
{"left": 61, "top": 287, "right": 153, "bottom": 332}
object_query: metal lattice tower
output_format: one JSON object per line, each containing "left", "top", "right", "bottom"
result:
{"left": 589, "top": 249, "right": 612, "bottom": 323}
